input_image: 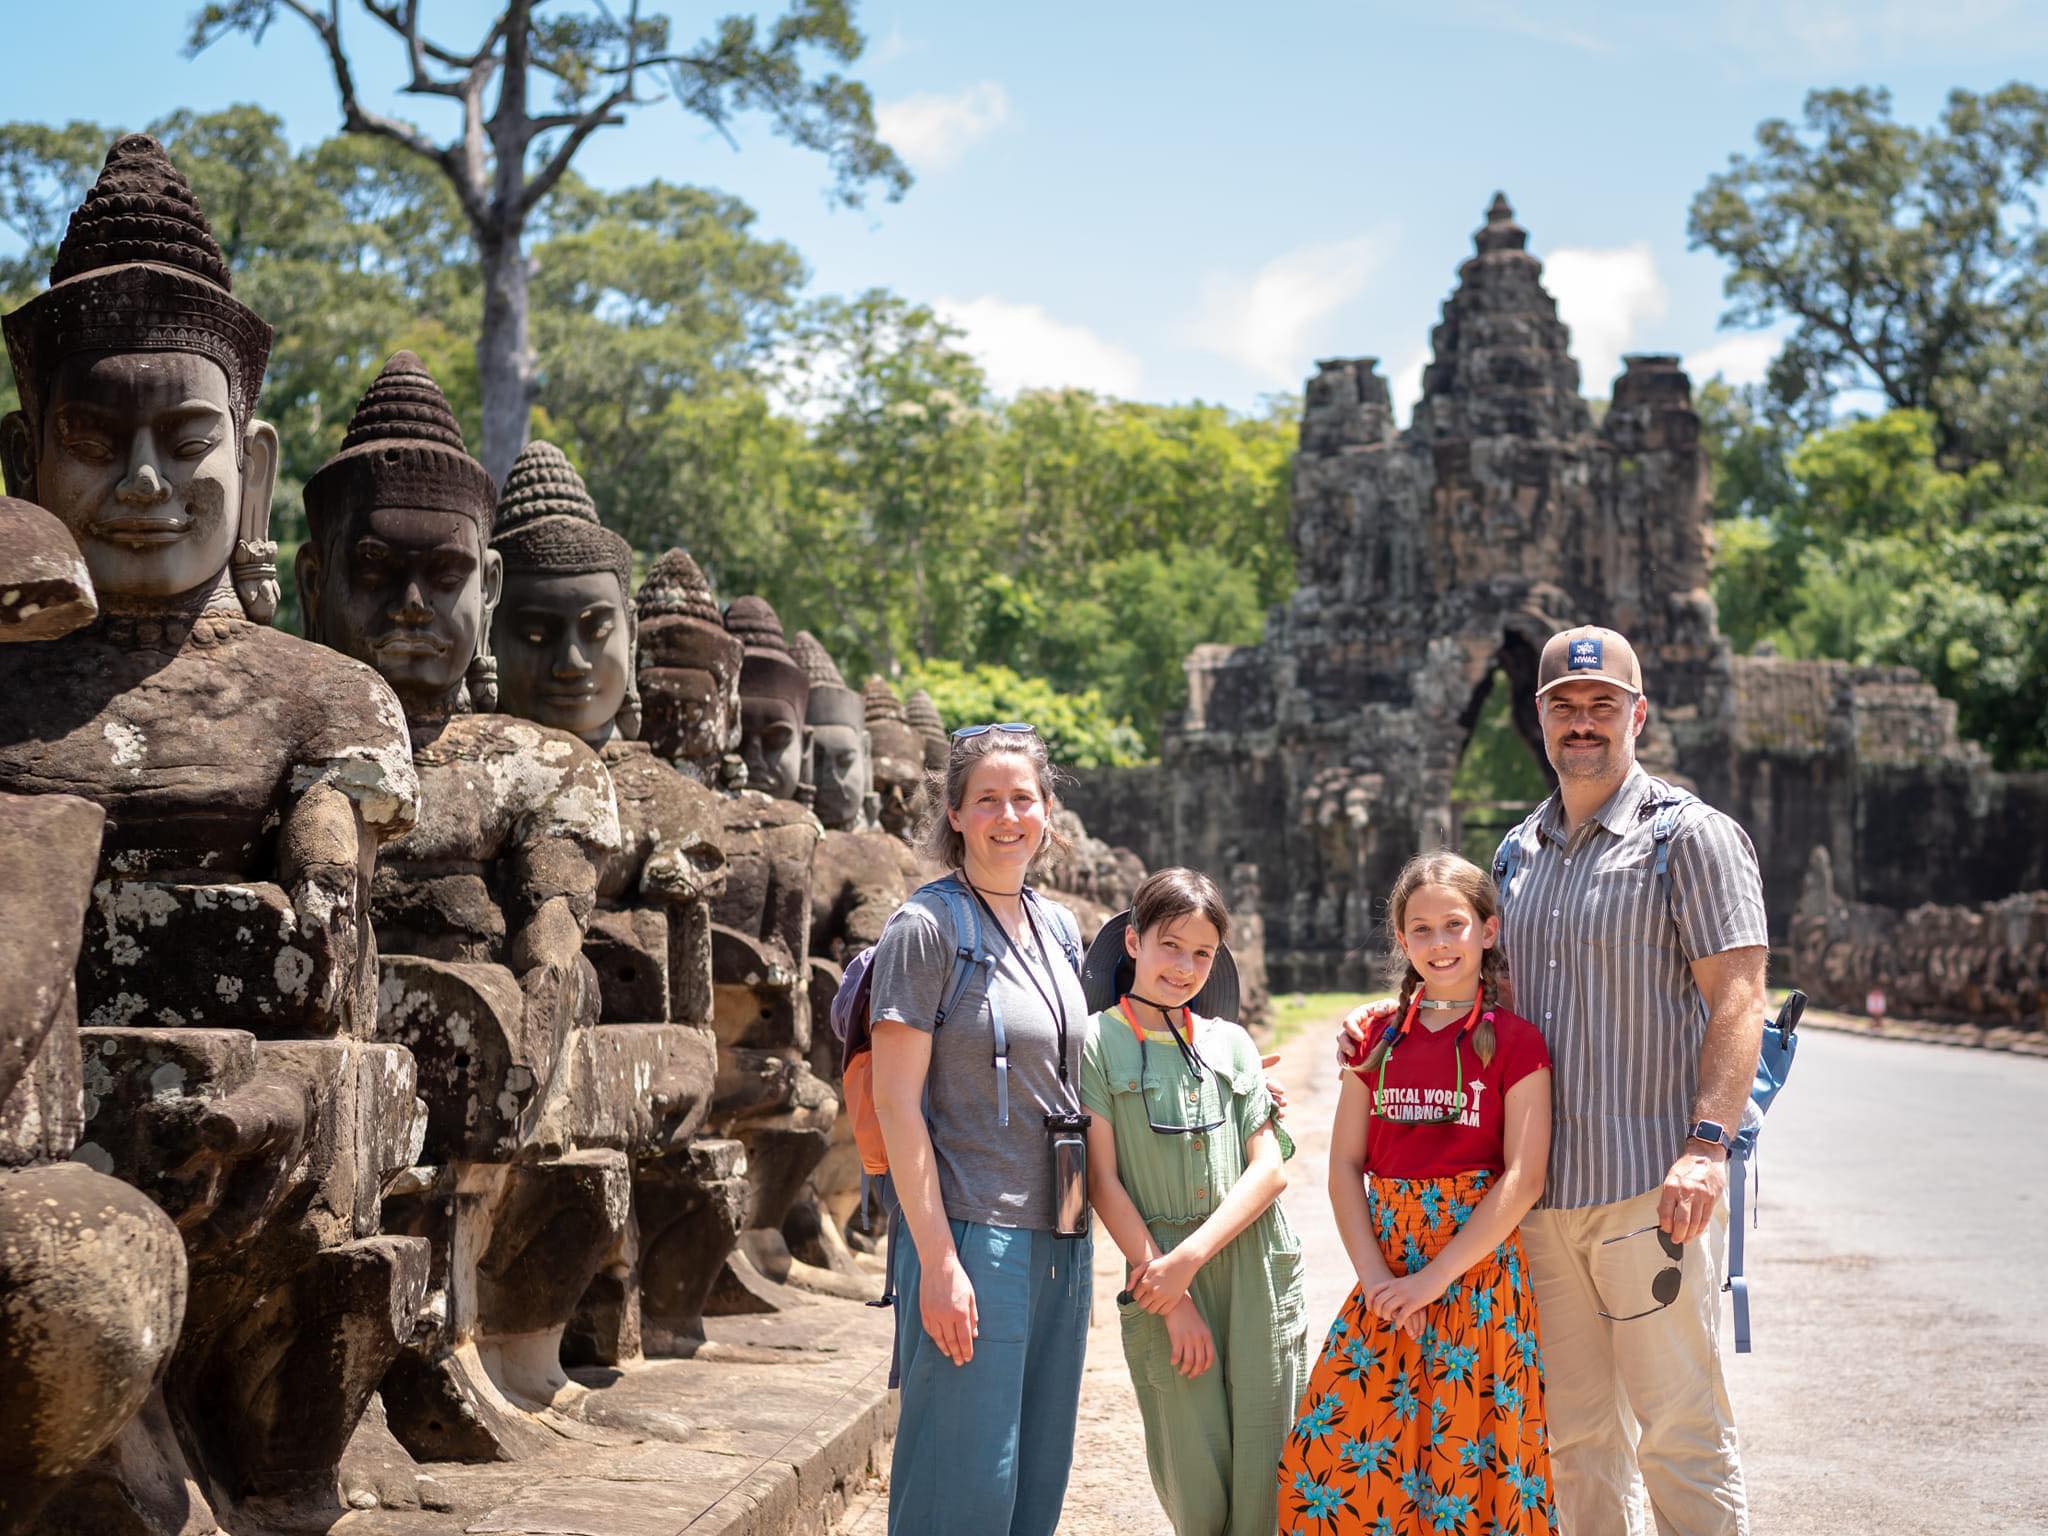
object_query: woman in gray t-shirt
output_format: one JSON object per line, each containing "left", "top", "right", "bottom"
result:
{"left": 868, "top": 724, "right": 1092, "bottom": 1536}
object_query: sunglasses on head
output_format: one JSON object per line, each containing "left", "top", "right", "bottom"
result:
{"left": 952, "top": 721, "right": 1036, "bottom": 740}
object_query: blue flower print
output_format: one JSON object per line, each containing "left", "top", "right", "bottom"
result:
{"left": 1290, "top": 1472, "right": 1347, "bottom": 1521}
{"left": 1494, "top": 1378, "right": 1525, "bottom": 1421}
{"left": 1419, "top": 1182, "right": 1445, "bottom": 1229}
{"left": 1385, "top": 1367, "right": 1421, "bottom": 1422}
{"left": 1460, "top": 1430, "right": 1499, "bottom": 1471}
{"left": 1426, "top": 1397, "right": 1450, "bottom": 1451}
{"left": 1429, "top": 1490, "right": 1477, "bottom": 1532}
{"left": 1293, "top": 1391, "right": 1344, "bottom": 1445}
{"left": 1403, "top": 1232, "right": 1428, "bottom": 1275}
{"left": 1449, "top": 1195, "right": 1476, "bottom": 1227}
{"left": 1371, "top": 1516, "right": 1398, "bottom": 1536}
{"left": 1505, "top": 1460, "right": 1550, "bottom": 1512}
{"left": 1468, "top": 1283, "right": 1496, "bottom": 1328}
{"left": 1342, "top": 1333, "right": 1383, "bottom": 1382}
{"left": 1439, "top": 1341, "right": 1478, "bottom": 1385}
{"left": 1342, "top": 1434, "right": 1396, "bottom": 1475}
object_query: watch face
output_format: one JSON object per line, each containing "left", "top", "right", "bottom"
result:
{"left": 1691, "top": 1120, "right": 1728, "bottom": 1147}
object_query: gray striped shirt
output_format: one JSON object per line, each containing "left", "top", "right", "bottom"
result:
{"left": 1495, "top": 765, "right": 1768, "bottom": 1210}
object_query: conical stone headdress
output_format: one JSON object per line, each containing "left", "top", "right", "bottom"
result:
{"left": 790, "top": 629, "right": 863, "bottom": 732}
{"left": 862, "top": 675, "right": 909, "bottom": 729}
{"left": 635, "top": 547, "right": 740, "bottom": 683}
{"left": 302, "top": 351, "right": 495, "bottom": 540}
{"left": 492, "top": 440, "right": 631, "bottom": 592}
{"left": 905, "top": 688, "right": 949, "bottom": 769}
{"left": 3, "top": 134, "right": 273, "bottom": 438}
{"left": 724, "top": 595, "right": 810, "bottom": 722}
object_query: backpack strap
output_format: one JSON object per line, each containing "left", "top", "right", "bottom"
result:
{"left": 925, "top": 875, "right": 1010, "bottom": 1126}
{"left": 1645, "top": 789, "right": 1708, "bottom": 1023}
{"left": 1024, "top": 886, "right": 1084, "bottom": 976}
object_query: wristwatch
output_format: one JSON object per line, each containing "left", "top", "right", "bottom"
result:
{"left": 1686, "top": 1119, "right": 1731, "bottom": 1151}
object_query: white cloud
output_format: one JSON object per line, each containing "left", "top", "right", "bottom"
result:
{"left": 1685, "top": 333, "right": 1779, "bottom": 389}
{"left": 1542, "top": 244, "right": 1669, "bottom": 398}
{"left": 1716, "top": 0, "right": 2048, "bottom": 67}
{"left": 1186, "top": 234, "right": 1392, "bottom": 389}
{"left": 875, "top": 83, "right": 1009, "bottom": 173}
{"left": 1388, "top": 347, "right": 1429, "bottom": 426}
{"left": 934, "top": 296, "right": 1145, "bottom": 398}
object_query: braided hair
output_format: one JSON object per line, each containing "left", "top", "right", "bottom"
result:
{"left": 1355, "top": 851, "right": 1510, "bottom": 1076}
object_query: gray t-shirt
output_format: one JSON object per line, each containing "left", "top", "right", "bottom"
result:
{"left": 868, "top": 883, "right": 1089, "bottom": 1229}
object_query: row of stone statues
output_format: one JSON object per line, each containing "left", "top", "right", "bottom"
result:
{"left": 0, "top": 133, "right": 1084, "bottom": 1534}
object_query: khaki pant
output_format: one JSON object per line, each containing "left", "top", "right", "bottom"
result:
{"left": 1519, "top": 1189, "right": 1748, "bottom": 1536}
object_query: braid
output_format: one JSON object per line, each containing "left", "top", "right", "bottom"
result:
{"left": 1474, "top": 942, "right": 1511, "bottom": 1065}
{"left": 1358, "top": 964, "right": 1423, "bottom": 1077}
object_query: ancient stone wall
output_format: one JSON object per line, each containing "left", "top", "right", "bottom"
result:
{"left": 1071, "top": 194, "right": 2044, "bottom": 1003}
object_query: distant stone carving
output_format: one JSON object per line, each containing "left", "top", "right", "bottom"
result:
{"left": 636, "top": 548, "right": 745, "bottom": 789}
{"left": 489, "top": 440, "right": 743, "bottom": 1356}
{"left": 862, "top": 676, "right": 924, "bottom": 841}
{"left": 299, "top": 356, "right": 625, "bottom": 1461}
{"left": 791, "top": 629, "right": 872, "bottom": 832}
{"left": 905, "top": 688, "right": 948, "bottom": 773}
{"left": 725, "top": 595, "right": 812, "bottom": 803}
{"left": 0, "top": 135, "right": 425, "bottom": 1529}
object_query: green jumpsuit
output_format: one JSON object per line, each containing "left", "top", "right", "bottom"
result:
{"left": 1080, "top": 1006, "right": 1309, "bottom": 1536}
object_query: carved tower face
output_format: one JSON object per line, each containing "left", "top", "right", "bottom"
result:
{"left": 635, "top": 548, "right": 741, "bottom": 776}
{"left": 1, "top": 135, "right": 278, "bottom": 617}
{"left": 297, "top": 351, "right": 500, "bottom": 719}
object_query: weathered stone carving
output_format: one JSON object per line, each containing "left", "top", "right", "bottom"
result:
{"left": 790, "top": 628, "right": 872, "bottom": 833}
{"left": 862, "top": 676, "right": 924, "bottom": 841}
{"left": 905, "top": 687, "right": 948, "bottom": 773}
{"left": 0, "top": 502, "right": 185, "bottom": 1533}
{"left": 488, "top": 440, "right": 741, "bottom": 1355}
{"left": 725, "top": 595, "right": 812, "bottom": 804}
{"left": 298, "top": 357, "right": 627, "bottom": 1460}
{"left": 636, "top": 548, "right": 744, "bottom": 789}
{"left": 1792, "top": 847, "right": 2046, "bottom": 1031}
{"left": 0, "top": 135, "right": 426, "bottom": 1530}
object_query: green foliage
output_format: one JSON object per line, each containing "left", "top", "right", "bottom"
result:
{"left": 0, "top": 107, "right": 1295, "bottom": 754}
{"left": 1451, "top": 681, "right": 1552, "bottom": 868}
{"left": 1699, "top": 402, "right": 2048, "bottom": 768}
{"left": 1689, "top": 83, "right": 2048, "bottom": 466}
{"left": 896, "top": 659, "right": 1148, "bottom": 770}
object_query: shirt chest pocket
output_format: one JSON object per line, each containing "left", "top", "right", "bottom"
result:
{"left": 1576, "top": 866, "right": 1678, "bottom": 954}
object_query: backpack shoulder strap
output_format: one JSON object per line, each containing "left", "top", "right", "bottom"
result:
{"left": 1644, "top": 787, "right": 1708, "bottom": 1018}
{"left": 1493, "top": 801, "right": 1547, "bottom": 903}
{"left": 1025, "top": 887, "right": 1084, "bottom": 975}
{"left": 919, "top": 874, "right": 1014, "bottom": 1126}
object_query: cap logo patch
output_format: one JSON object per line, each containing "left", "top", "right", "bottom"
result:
{"left": 1569, "top": 636, "right": 1604, "bottom": 672}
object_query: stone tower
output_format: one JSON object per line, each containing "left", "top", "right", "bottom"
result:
{"left": 1140, "top": 195, "right": 1733, "bottom": 986}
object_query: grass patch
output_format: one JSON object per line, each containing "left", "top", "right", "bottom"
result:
{"left": 1264, "top": 990, "right": 1395, "bottom": 1048}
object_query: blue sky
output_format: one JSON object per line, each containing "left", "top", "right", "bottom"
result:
{"left": 9, "top": 0, "right": 2048, "bottom": 418}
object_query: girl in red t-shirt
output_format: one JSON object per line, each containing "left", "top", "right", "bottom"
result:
{"left": 1278, "top": 852, "right": 1557, "bottom": 1536}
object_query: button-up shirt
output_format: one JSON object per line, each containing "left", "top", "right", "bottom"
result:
{"left": 1495, "top": 764, "right": 1768, "bottom": 1210}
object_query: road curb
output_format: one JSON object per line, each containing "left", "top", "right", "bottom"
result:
{"left": 1797, "top": 1006, "right": 2048, "bottom": 1058}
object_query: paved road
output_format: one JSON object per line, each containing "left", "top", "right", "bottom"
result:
{"left": 1051, "top": 1015, "right": 2048, "bottom": 1536}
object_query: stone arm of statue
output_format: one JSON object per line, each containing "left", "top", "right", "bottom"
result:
{"left": 276, "top": 780, "right": 372, "bottom": 1032}
{"left": 506, "top": 830, "right": 604, "bottom": 1045}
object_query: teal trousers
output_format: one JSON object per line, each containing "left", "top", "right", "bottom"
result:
{"left": 888, "top": 1219, "right": 1092, "bottom": 1536}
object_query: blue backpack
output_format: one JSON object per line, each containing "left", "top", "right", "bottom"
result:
{"left": 1495, "top": 789, "right": 1801, "bottom": 1352}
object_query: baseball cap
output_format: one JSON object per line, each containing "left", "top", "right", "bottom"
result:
{"left": 1536, "top": 625, "right": 1642, "bottom": 696}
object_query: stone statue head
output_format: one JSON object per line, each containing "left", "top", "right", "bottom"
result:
{"left": 1, "top": 135, "right": 280, "bottom": 621}
{"left": 863, "top": 676, "right": 925, "bottom": 840}
{"left": 488, "top": 440, "right": 637, "bottom": 748}
{"left": 905, "top": 689, "right": 949, "bottom": 773}
{"left": 790, "top": 629, "right": 869, "bottom": 831}
{"left": 634, "top": 548, "right": 742, "bottom": 776}
{"left": 723, "top": 595, "right": 811, "bottom": 801}
{"left": 295, "top": 351, "right": 500, "bottom": 721}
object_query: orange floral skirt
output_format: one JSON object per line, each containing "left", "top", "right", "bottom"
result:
{"left": 1277, "top": 1170, "right": 1556, "bottom": 1535}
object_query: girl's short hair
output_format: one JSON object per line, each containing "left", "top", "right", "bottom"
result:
{"left": 1129, "top": 866, "right": 1231, "bottom": 946}
{"left": 915, "top": 726, "right": 1074, "bottom": 874}
{"left": 1357, "top": 851, "right": 1511, "bottom": 1074}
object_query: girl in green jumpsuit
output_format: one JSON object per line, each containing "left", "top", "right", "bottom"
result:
{"left": 1080, "top": 867, "right": 1308, "bottom": 1536}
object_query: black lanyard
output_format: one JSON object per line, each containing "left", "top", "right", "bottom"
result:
{"left": 968, "top": 883, "right": 1072, "bottom": 1085}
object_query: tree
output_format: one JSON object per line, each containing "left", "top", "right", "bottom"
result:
{"left": 187, "top": 0, "right": 908, "bottom": 480}
{"left": 898, "top": 659, "right": 1147, "bottom": 770}
{"left": 1689, "top": 84, "right": 2048, "bottom": 466}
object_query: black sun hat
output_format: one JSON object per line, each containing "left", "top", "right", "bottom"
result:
{"left": 1080, "top": 909, "right": 1241, "bottom": 1021}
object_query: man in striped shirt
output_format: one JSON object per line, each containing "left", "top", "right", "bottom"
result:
{"left": 1497, "top": 626, "right": 1768, "bottom": 1536}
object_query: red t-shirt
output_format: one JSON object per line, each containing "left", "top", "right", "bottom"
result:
{"left": 1361, "top": 1006, "right": 1551, "bottom": 1179}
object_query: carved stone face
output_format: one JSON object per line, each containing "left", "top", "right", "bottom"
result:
{"left": 300, "top": 505, "right": 500, "bottom": 716}
{"left": 809, "top": 721, "right": 870, "bottom": 830}
{"left": 739, "top": 695, "right": 807, "bottom": 800}
{"left": 640, "top": 663, "right": 732, "bottom": 767}
{"left": 11, "top": 350, "right": 272, "bottom": 605}
{"left": 868, "top": 723, "right": 924, "bottom": 840}
{"left": 493, "top": 569, "right": 631, "bottom": 744}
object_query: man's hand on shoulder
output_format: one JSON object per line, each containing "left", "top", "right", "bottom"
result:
{"left": 1335, "top": 1000, "right": 1399, "bottom": 1074}
{"left": 1658, "top": 1144, "right": 1728, "bottom": 1244}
